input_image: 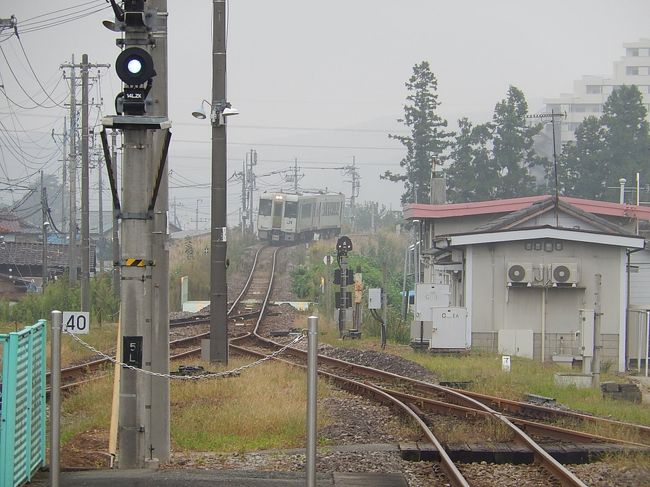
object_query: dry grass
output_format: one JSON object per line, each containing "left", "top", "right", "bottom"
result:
{"left": 171, "top": 357, "right": 333, "bottom": 452}
{"left": 60, "top": 373, "right": 113, "bottom": 445}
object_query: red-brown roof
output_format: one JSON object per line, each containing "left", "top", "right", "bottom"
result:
{"left": 403, "top": 195, "right": 650, "bottom": 222}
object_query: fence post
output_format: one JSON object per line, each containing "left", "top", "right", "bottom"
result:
{"left": 50, "top": 311, "right": 62, "bottom": 487}
{"left": 306, "top": 315, "right": 318, "bottom": 487}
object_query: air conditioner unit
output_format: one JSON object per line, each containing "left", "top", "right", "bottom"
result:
{"left": 551, "top": 263, "right": 579, "bottom": 286}
{"left": 506, "top": 262, "right": 533, "bottom": 286}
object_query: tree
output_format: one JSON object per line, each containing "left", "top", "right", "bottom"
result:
{"left": 446, "top": 118, "right": 498, "bottom": 202}
{"left": 491, "top": 86, "right": 548, "bottom": 198}
{"left": 558, "top": 116, "right": 609, "bottom": 199}
{"left": 558, "top": 85, "right": 649, "bottom": 201}
{"left": 382, "top": 61, "right": 453, "bottom": 204}
{"left": 601, "top": 85, "right": 650, "bottom": 193}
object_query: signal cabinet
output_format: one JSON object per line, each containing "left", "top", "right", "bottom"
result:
{"left": 429, "top": 307, "right": 469, "bottom": 350}
{"left": 414, "top": 283, "right": 450, "bottom": 322}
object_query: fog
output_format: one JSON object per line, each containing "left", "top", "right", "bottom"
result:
{"left": 2, "top": 0, "right": 649, "bottom": 228}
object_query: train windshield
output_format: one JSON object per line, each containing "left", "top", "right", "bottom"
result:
{"left": 259, "top": 199, "right": 272, "bottom": 216}
{"left": 284, "top": 201, "right": 298, "bottom": 218}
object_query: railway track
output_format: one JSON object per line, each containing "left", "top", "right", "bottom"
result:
{"left": 52, "top": 243, "right": 648, "bottom": 485}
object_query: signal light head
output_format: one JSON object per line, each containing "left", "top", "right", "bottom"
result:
{"left": 116, "top": 47, "right": 155, "bottom": 85}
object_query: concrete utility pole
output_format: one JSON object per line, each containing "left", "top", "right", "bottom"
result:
{"left": 208, "top": 0, "right": 229, "bottom": 363}
{"left": 246, "top": 149, "right": 256, "bottom": 232}
{"left": 98, "top": 149, "right": 105, "bottom": 273}
{"left": 63, "top": 56, "right": 78, "bottom": 284}
{"left": 149, "top": 0, "right": 171, "bottom": 463}
{"left": 593, "top": 274, "right": 603, "bottom": 387}
{"left": 41, "top": 172, "right": 48, "bottom": 289}
{"left": 111, "top": 130, "right": 120, "bottom": 296}
{"left": 52, "top": 118, "right": 68, "bottom": 230}
{"left": 81, "top": 54, "right": 90, "bottom": 311}
{"left": 101, "top": 0, "right": 171, "bottom": 469}
{"left": 293, "top": 158, "right": 299, "bottom": 193}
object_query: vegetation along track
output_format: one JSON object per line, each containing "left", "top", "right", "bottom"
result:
{"left": 51, "top": 243, "right": 647, "bottom": 485}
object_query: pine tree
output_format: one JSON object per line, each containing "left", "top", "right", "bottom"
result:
{"left": 601, "top": 85, "right": 650, "bottom": 191}
{"left": 446, "top": 118, "right": 498, "bottom": 202}
{"left": 382, "top": 61, "right": 453, "bottom": 204}
{"left": 491, "top": 86, "right": 548, "bottom": 198}
{"left": 558, "top": 116, "right": 609, "bottom": 199}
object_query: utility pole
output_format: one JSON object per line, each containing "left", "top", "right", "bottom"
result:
{"left": 82, "top": 55, "right": 110, "bottom": 310}
{"left": 111, "top": 130, "right": 120, "bottom": 296}
{"left": 149, "top": 0, "right": 171, "bottom": 463}
{"left": 98, "top": 148, "right": 105, "bottom": 273}
{"left": 207, "top": 0, "right": 229, "bottom": 363}
{"left": 293, "top": 158, "right": 299, "bottom": 193}
{"left": 52, "top": 118, "right": 68, "bottom": 231}
{"left": 41, "top": 172, "right": 48, "bottom": 289}
{"left": 62, "top": 56, "right": 78, "bottom": 284}
{"left": 81, "top": 54, "right": 90, "bottom": 310}
{"left": 195, "top": 199, "right": 201, "bottom": 230}
{"left": 241, "top": 156, "right": 247, "bottom": 232}
{"left": 100, "top": 0, "right": 171, "bottom": 469}
{"left": 247, "top": 149, "right": 256, "bottom": 232}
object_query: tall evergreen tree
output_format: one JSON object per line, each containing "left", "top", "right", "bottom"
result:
{"left": 491, "top": 86, "right": 548, "bottom": 198}
{"left": 446, "top": 118, "right": 498, "bottom": 202}
{"left": 601, "top": 85, "right": 650, "bottom": 189}
{"left": 558, "top": 85, "right": 649, "bottom": 201}
{"left": 558, "top": 116, "right": 609, "bottom": 199}
{"left": 382, "top": 61, "right": 453, "bottom": 204}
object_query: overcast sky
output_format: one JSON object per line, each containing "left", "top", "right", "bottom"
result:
{"left": 1, "top": 0, "right": 649, "bottom": 229}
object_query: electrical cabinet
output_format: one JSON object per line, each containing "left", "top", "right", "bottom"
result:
{"left": 430, "top": 307, "right": 469, "bottom": 349}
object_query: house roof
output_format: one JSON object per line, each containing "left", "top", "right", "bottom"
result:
{"left": 403, "top": 195, "right": 650, "bottom": 222}
{"left": 0, "top": 242, "right": 94, "bottom": 268}
{"left": 472, "top": 197, "right": 633, "bottom": 236}
{"left": 0, "top": 212, "right": 39, "bottom": 234}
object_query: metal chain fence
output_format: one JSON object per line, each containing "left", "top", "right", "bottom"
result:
{"left": 63, "top": 329, "right": 304, "bottom": 380}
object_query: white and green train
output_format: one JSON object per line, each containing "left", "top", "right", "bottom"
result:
{"left": 257, "top": 191, "right": 344, "bottom": 242}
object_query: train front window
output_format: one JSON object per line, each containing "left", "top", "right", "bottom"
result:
{"left": 273, "top": 201, "right": 284, "bottom": 217}
{"left": 259, "top": 199, "right": 272, "bottom": 216}
{"left": 284, "top": 201, "right": 298, "bottom": 218}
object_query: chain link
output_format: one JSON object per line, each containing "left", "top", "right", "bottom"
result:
{"left": 63, "top": 329, "right": 304, "bottom": 381}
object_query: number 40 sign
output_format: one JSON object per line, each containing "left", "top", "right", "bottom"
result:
{"left": 62, "top": 311, "right": 90, "bottom": 334}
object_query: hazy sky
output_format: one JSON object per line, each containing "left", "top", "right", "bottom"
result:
{"left": 1, "top": 0, "right": 649, "bottom": 229}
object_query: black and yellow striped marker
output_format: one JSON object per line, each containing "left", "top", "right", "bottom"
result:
{"left": 124, "top": 258, "right": 146, "bottom": 267}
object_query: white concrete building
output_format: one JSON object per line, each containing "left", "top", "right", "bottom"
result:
{"left": 542, "top": 39, "right": 650, "bottom": 144}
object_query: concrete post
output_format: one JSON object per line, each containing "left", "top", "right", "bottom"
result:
{"left": 306, "top": 315, "right": 318, "bottom": 487}
{"left": 50, "top": 310, "right": 62, "bottom": 487}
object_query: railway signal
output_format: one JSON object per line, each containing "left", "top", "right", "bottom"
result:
{"left": 100, "top": 0, "right": 171, "bottom": 470}
{"left": 335, "top": 236, "right": 353, "bottom": 337}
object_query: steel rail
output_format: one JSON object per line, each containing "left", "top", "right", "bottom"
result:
{"left": 228, "top": 341, "right": 470, "bottom": 487}
{"left": 243, "top": 335, "right": 588, "bottom": 487}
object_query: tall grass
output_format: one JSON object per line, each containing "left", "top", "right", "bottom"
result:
{"left": 171, "top": 358, "right": 332, "bottom": 452}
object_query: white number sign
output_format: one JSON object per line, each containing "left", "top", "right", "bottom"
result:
{"left": 62, "top": 311, "right": 90, "bottom": 334}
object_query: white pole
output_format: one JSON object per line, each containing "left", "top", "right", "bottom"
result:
{"left": 646, "top": 310, "right": 649, "bottom": 378}
{"left": 50, "top": 310, "right": 62, "bottom": 487}
{"left": 638, "top": 312, "right": 643, "bottom": 373}
{"left": 306, "top": 315, "right": 318, "bottom": 487}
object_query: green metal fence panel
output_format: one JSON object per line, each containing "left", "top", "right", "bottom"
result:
{"left": 0, "top": 320, "right": 47, "bottom": 487}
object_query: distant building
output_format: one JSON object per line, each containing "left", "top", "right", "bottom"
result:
{"left": 542, "top": 39, "right": 650, "bottom": 144}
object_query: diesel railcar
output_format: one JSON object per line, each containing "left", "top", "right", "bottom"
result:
{"left": 257, "top": 191, "right": 345, "bottom": 242}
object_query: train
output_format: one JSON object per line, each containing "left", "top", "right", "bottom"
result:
{"left": 257, "top": 191, "right": 345, "bottom": 242}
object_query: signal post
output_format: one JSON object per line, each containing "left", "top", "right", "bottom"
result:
{"left": 100, "top": 0, "right": 171, "bottom": 469}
